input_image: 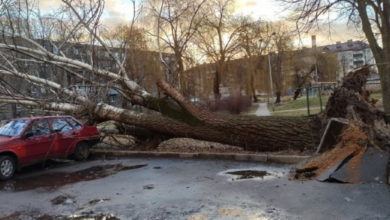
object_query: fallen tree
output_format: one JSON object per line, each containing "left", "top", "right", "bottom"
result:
{"left": 0, "top": 0, "right": 320, "bottom": 152}
{"left": 0, "top": 0, "right": 388, "bottom": 159}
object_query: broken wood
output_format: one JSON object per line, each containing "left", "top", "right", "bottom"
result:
{"left": 295, "top": 65, "right": 390, "bottom": 183}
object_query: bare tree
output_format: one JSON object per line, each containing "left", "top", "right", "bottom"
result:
{"left": 194, "top": 0, "right": 244, "bottom": 100}
{"left": 147, "top": 0, "right": 206, "bottom": 96}
{"left": 237, "top": 18, "right": 273, "bottom": 102}
{"left": 291, "top": 49, "right": 339, "bottom": 99}
{"left": 283, "top": 0, "right": 390, "bottom": 113}
{"left": 269, "top": 25, "right": 294, "bottom": 104}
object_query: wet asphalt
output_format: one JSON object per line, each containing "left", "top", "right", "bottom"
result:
{"left": 0, "top": 158, "right": 389, "bottom": 220}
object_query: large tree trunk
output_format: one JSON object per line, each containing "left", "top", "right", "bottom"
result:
{"left": 213, "top": 69, "right": 221, "bottom": 100}
{"left": 151, "top": 80, "right": 321, "bottom": 151}
{"left": 111, "top": 110, "right": 320, "bottom": 152}
{"left": 176, "top": 56, "right": 187, "bottom": 97}
{"left": 275, "top": 91, "right": 282, "bottom": 104}
{"left": 357, "top": 0, "right": 390, "bottom": 114}
{"left": 379, "top": 53, "right": 390, "bottom": 114}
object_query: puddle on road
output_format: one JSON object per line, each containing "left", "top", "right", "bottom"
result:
{"left": 0, "top": 211, "right": 120, "bottom": 220}
{"left": 0, "top": 164, "right": 147, "bottom": 192}
{"left": 219, "top": 167, "right": 286, "bottom": 181}
{"left": 226, "top": 170, "right": 270, "bottom": 180}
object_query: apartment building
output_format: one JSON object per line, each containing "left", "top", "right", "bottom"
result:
{"left": 318, "top": 39, "right": 375, "bottom": 81}
{"left": 0, "top": 37, "right": 176, "bottom": 119}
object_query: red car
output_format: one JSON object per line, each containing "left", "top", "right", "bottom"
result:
{"left": 0, "top": 116, "right": 100, "bottom": 180}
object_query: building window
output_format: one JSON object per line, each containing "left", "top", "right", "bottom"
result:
{"left": 353, "top": 53, "right": 363, "bottom": 59}
{"left": 354, "top": 60, "right": 364, "bottom": 67}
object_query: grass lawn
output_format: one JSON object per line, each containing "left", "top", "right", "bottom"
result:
{"left": 271, "top": 92, "right": 383, "bottom": 116}
{"left": 371, "top": 92, "right": 383, "bottom": 102}
{"left": 271, "top": 95, "right": 329, "bottom": 112}
{"left": 245, "top": 91, "right": 383, "bottom": 117}
{"left": 271, "top": 108, "right": 322, "bottom": 117}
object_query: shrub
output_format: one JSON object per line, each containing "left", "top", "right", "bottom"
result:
{"left": 207, "top": 92, "right": 251, "bottom": 114}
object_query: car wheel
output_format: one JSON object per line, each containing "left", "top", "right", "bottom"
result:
{"left": 73, "top": 142, "right": 90, "bottom": 161}
{"left": 0, "top": 156, "right": 16, "bottom": 180}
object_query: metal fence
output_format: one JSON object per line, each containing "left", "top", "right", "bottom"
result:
{"left": 305, "top": 83, "right": 337, "bottom": 116}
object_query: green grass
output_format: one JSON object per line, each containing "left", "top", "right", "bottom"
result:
{"left": 271, "top": 96, "right": 329, "bottom": 112}
{"left": 371, "top": 92, "right": 383, "bottom": 101}
{"left": 271, "top": 108, "right": 322, "bottom": 117}
{"left": 271, "top": 91, "right": 384, "bottom": 117}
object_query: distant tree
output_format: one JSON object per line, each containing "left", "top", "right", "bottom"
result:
{"left": 194, "top": 0, "right": 244, "bottom": 100}
{"left": 290, "top": 49, "right": 339, "bottom": 99}
{"left": 237, "top": 17, "right": 273, "bottom": 102}
{"left": 147, "top": 0, "right": 206, "bottom": 96}
{"left": 316, "top": 52, "right": 340, "bottom": 82}
{"left": 268, "top": 24, "right": 294, "bottom": 104}
{"left": 282, "top": 0, "right": 390, "bottom": 113}
{"left": 108, "top": 25, "right": 164, "bottom": 96}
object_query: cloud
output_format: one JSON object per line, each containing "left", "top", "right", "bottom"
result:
{"left": 234, "top": 0, "right": 288, "bottom": 21}
{"left": 244, "top": 1, "right": 257, "bottom": 7}
{"left": 35, "top": 0, "right": 366, "bottom": 46}
{"left": 104, "top": 0, "right": 135, "bottom": 24}
{"left": 38, "top": 0, "right": 61, "bottom": 10}
{"left": 37, "top": 0, "right": 135, "bottom": 26}
{"left": 295, "top": 23, "right": 365, "bottom": 48}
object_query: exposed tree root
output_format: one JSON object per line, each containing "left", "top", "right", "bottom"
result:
{"left": 295, "top": 66, "right": 390, "bottom": 183}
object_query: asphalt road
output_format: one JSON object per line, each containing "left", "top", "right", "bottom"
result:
{"left": 0, "top": 158, "right": 389, "bottom": 220}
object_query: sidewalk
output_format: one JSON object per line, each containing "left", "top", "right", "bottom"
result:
{"left": 254, "top": 102, "right": 271, "bottom": 116}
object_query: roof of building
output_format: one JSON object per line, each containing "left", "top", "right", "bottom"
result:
{"left": 318, "top": 40, "right": 369, "bottom": 52}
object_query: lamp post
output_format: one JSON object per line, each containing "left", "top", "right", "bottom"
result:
{"left": 258, "top": 34, "right": 275, "bottom": 107}
{"left": 268, "top": 32, "right": 276, "bottom": 109}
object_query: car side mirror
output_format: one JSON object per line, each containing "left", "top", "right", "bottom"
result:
{"left": 23, "top": 132, "right": 34, "bottom": 139}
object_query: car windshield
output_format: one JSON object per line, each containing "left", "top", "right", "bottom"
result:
{"left": 0, "top": 119, "right": 29, "bottom": 137}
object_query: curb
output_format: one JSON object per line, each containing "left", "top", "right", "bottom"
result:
{"left": 387, "top": 157, "right": 390, "bottom": 185}
{"left": 91, "top": 149, "right": 311, "bottom": 164}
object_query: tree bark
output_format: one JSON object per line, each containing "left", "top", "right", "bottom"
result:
{"left": 275, "top": 91, "right": 282, "bottom": 104}
{"left": 116, "top": 110, "right": 320, "bottom": 152}
{"left": 213, "top": 69, "right": 221, "bottom": 100}
{"left": 155, "top": 80, "right": 321, "bottom": 151}
{"left": 250, "top": 71, "right": 258, "bottom": 102}
{"left": 357, "top": 0, "right": 390, "bottom": 114}
{"left": 378, "top": 46, "right": 390, "bottom": 114}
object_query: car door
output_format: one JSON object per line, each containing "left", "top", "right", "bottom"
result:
{"left": 50, "top": 118, "right": 77, "bottom": 157}
{"left": 22, "top": 119, "right": 54, "bottom": 163}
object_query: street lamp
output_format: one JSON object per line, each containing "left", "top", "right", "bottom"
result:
{"left": 267, "top": 32, "right": 276, "bottom": 108}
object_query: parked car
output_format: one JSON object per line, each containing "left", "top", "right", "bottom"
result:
{"left": 0, "top": 116, "right": 100, "bottom": 180}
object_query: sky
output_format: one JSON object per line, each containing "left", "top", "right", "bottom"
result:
{"left": 38, "top": 0, "right": 365, "bottom": 47}
{"left": 235, "top": 0, "right": 288, "bottom": 21}
{"left": 234, "top": 0, "right": 365, "bottom": 47}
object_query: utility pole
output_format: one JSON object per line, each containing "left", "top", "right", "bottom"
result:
{"left": 312, "top": 35, "right": 319, "bottom": 83}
